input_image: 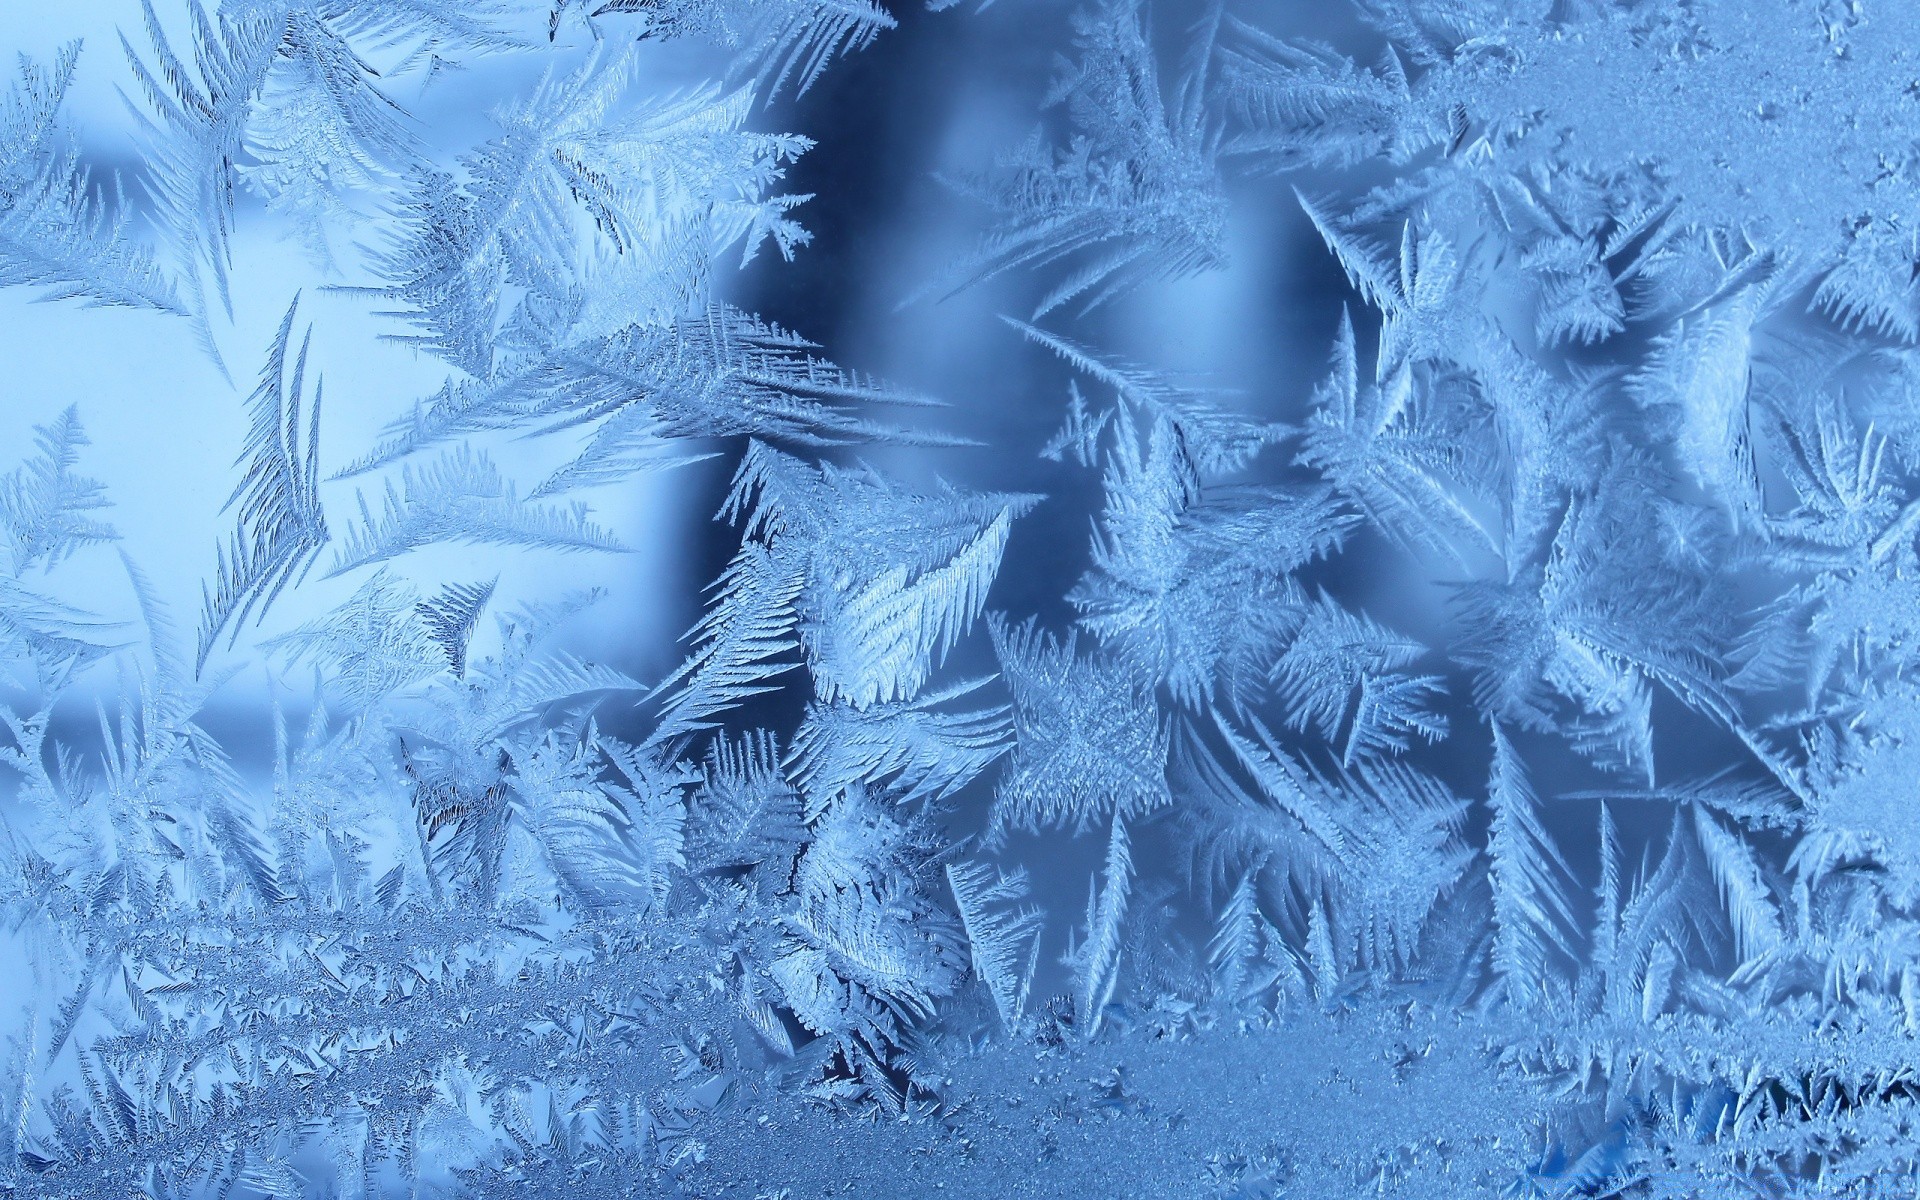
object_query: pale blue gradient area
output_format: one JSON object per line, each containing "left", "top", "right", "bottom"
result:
{"left": 0, "top": 12, "right": 722, "bottom": 716}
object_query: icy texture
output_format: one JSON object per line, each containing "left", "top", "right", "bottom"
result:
{"left": 3, "top": 0, "right": 1920, "bottom": 1197}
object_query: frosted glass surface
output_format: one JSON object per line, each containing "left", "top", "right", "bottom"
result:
{"left": 0, "top": 2, "right": 1912, "bottom": 1196}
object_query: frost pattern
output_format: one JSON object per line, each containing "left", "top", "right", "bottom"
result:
{"left": 5, "top": 0, "right": 1920, "bottom": 1197}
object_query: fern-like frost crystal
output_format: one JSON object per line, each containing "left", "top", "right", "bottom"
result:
{"left": 10, "top": 0, "right": 1920, "bottom": 1195}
